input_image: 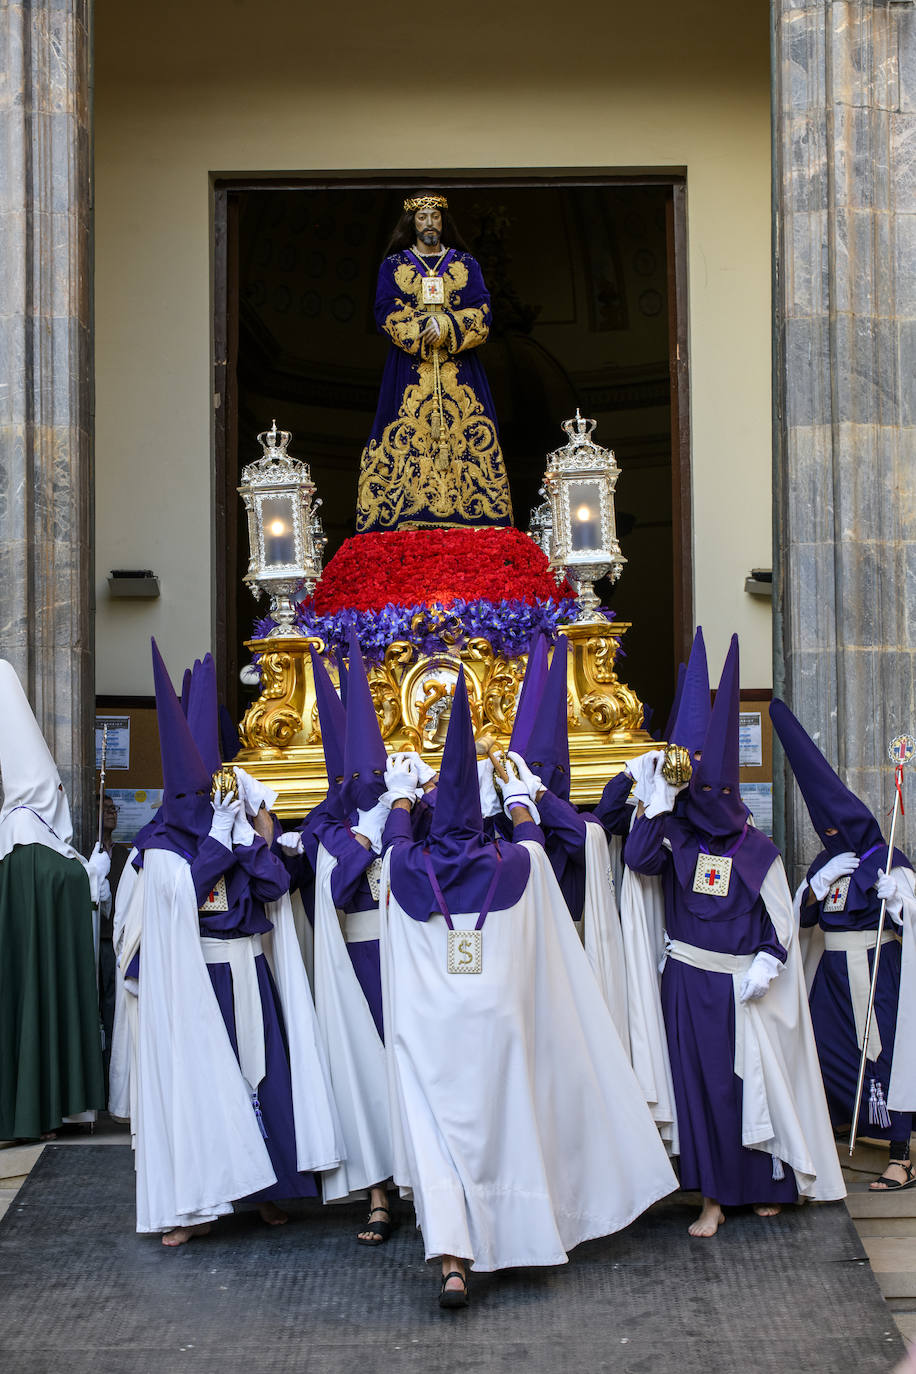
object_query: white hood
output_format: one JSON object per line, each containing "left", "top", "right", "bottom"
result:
{"left": 0, "top": 659, "right": 82, "bottom": 863}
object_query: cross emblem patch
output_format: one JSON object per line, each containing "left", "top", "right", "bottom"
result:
{"left": 692, "top": 853, "right": 732, "bottom": 897}
{"left": 823, "top": 873, "right": 851, "bottom": 913}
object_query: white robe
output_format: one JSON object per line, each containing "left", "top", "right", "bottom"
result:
{"left": 380, "top": 840, "right": 677, "bottom": 1271}
{"left": 133, "top": 849, "right": 276, "bottom": 1232}
{"left": 313, "top": 843, "right": 393, "bottom": 1202}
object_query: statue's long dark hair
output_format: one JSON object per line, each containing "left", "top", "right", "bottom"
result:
{"left": 385, "top": 195, "right": 470, "bottom": 256}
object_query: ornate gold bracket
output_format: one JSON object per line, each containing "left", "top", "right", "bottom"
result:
{"left": 234, "top": 619, "right": 655, "bottom": 816}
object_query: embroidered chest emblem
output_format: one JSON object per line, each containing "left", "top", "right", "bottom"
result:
{"left": 365, "top": 857, "right": 383, "bottom": 902}
{"left": 447, "top": 929, "right": 483, "bottom": 974}
{"left": 692, "top": 854, "right": 732, "bottom": 897}
{"left": 421, "top": 277, "right": 445, "bottom": 306}
{"left": 200, "top": 875, "right": 228, "bottom": 913}
{"left": 823, "top": 873, "right": 851, "bottom": 912}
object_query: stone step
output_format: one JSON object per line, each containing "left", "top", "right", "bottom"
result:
{"left": 846, "top": 1184, "right": 916, "bottom": 1218}
{"left": 854, "top": 1217, "right": 916, "bottom": 1237}
{"left": 0, "top": 1143, "right": 42, "bottom": 1182}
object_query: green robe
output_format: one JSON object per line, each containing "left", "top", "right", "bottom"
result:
{"left": 0, "top": 844, "right": 105, "bottom": 1138}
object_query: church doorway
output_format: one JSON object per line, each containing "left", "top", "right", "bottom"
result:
{"left": 214, "top": 176, "right": 690, "bottom": 734}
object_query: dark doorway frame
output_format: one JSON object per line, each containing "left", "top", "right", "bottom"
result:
{"left": 212, "top": 170, "right": 692, "bottom": 722}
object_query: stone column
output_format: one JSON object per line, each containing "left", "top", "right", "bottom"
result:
{"left": 772, "top": 0, "right": 916, "bottom": 879}
{"left": 0, "top": 2, "right": 94, "bottom": 844}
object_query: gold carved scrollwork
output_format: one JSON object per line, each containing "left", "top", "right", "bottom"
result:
{"left": 465, "top": 637, "right": 522, "bottom": 736}
{"left": 239, "top": 641, "right": 320, "bottom": 754}
{"left": 587, "top": 635, "right": 619, "bottom": 685}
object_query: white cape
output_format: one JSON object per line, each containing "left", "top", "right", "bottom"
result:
{"left": 380, "top": 840, "right": 677, "bottom": 1271}
{"left": 108, "top": 851, "right": 140, "bottom": 1131}
{"left": 618, "top": 862, "right": 679, "bottom": 1152}
{"left": 133, "top": 849, "right": 276, "bottom": 1232}
{"left": 313, "top": 843, "right": 392, "bottom": 1201}
{"left": 580, "top": 820, "right": 629, "bottom": 1049}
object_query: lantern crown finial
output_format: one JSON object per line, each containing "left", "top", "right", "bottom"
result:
{"left": 563, "top": 410, "right": 597, "bottom": 445}
{"left": 258, "top": 421, "right": 293, "bottom": 460}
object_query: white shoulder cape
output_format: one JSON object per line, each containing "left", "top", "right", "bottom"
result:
{"left": 379, "top": 840, "right": 677, "bottom": 1271}
{"left": 313, "top": 842, "right": 392, "bottom": 1201}
{"left": 580, "top": 820, "right": 629, "bottom": 1050}
{"left": 133, "top": 848, "right": 276, "bottom": 1232}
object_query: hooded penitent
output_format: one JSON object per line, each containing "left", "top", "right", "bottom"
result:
{"left": 668, "top": 626, "right": 710, "bottom": 757}
{"left": 508, "top": 633, "right": 549, "bottom": 756}
{"left": 140, "top": 639, "right": 214, "bottom": 859}
{"left": 186, "top": 653, "right": 221, "bottom": 775}
{"left": 335, "top": 650, "right": 349, "bottom": 711}
{"left": 0, "top": 659, "right": 79, "bottom": 862}
{"left": 311, "top": 647, "right": 347, "bottom": 819}
{"left": 769, "top": 697, "right": 910, "bottom": 911}
{"left": 340, "top": 628, "right": 387, "bottom": 818}
{"left": 389, "top": 669, "right": 531, "bottom": 920}
{"left": 666, "top": 635, "right": 778, "bottom": 915}
{"left": 523, "top": 635, "right": 571, "bottom": 801}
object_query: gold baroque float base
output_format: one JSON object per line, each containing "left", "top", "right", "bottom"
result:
{"left": 234, "top": 619, "right": 656, "bottom": 817}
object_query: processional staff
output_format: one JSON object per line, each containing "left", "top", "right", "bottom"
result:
{"left": 849, "top": 732, "right": 916, "bottom": 1156}
{"left": 97, "top": 723, "right": 109, "bottom": 849}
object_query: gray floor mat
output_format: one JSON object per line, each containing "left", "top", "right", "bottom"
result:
{"left": 0, "top": 1145, "right": 905, "bottom": 1373}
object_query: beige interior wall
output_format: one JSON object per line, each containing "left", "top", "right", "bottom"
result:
{"left": 94, "top": 0, "right": 773, "bottom": 698}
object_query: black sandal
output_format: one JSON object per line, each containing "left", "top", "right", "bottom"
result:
{"left": 357, "top": 1204, "right": 394, "bottom": 1245}
{"left": 870, "top": 1160, "right": 916, "bottom": 1191}
{"left": 438, "top": 1268, "right": 469, "bottom": 1309}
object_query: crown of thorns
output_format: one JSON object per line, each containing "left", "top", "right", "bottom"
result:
{"left": 404, "top": 194, "right": 448, "bottom": 213}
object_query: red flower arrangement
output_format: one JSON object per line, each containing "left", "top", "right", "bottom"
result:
{"left": 313, "top": 527, "right": 574, "bottom": 615}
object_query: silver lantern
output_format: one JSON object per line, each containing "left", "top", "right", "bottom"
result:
{"left": 238, "top": 421, "right": 326, "bottom": 636}
{"left": 542, "top": 411, "right": 626, "bottom": 618}
{"left": 527, "top": 485, "right": 554, "bottom": 559}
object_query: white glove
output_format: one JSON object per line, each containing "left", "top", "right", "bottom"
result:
{"left": 384, "top": 753, "right": 422, "bottom": 802}
{"left": 644, "top": 764, "right": 681, "bottom": 819}
{"left": 354, "top": 799, "right": 391, "bottom": 856}
{"left": 477, "top": 758, "right": 502, "bottom": 818}
{"left": 99, "top": 876, "right": 112, "bottom": 908}
{"left": 507, "top": 751, "right": 543, "bottom": 800}
{"left": 232, "top": 766, "right": 278, "bottom": 819}
{"left": 876, "top": 868, "right": 904, "bottom": 924}
{"left": 209, "top": 789, "right": 241, "bottom": 848}
{"left": 494, "top": 755, "right": 540, "bottom": 824}
{"left": 810, "top": 851, "right": 859, "bottom": 901}
{"left": 278, "top": 830, "right": 304, "bottom": 856}
{"left": 87, "top": 842, "right": 111, "bottom": 884}
{"left": 628, "top": 749, "right": 664, "bottom": 807}
{"left": 399, "top": 749, "right": 436, "bottom": 786}
{"left": 739, "top": 950, "right": 783, "bottom": 1004}
{"left": 232, "top": 808, "right": 256, "bottom": 848}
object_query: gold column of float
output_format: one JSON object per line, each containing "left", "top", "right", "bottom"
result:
{"left": 233, "top": 618, "right": 658, "bottom": 818}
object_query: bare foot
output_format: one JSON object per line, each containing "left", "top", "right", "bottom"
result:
{"left": 258, "top": 1201, "right": 288, "bottom": 1226}
{"left": 162, "top": 1222, "right": 212, "bottom": 1247}
{"left": 870, "top": 1161, "right": 915, "bottom": 1190}
{"left": 753, "top": 1203, "right": 781, "bottom": 1217}
{"left": 688, "top": 1197, "right": 725, "bottom": 1238}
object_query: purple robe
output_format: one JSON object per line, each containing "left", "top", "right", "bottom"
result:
{"left": 190, "top": 835, "right": 318, "bottom": 1201}
{"left": 627, "top": 812, "right": 798, "bottom": 1206}
{"left": 356, "top": 249, "right": 512, "bottom": 532}
{"left": 802, "top": 858, "right": 911, "bottom": 1142}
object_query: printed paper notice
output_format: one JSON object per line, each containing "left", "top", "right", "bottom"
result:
{"left": 741, "top": 782, "right": 773, "bottom": 837}
{"left": 739, "top": 712, "right": 763, "bottom": 768}
{"left": 96, "top": 715, "right": 130, "bottom": 770}
{"left": 107, "top": 788, "right": 163, "bottom": 843}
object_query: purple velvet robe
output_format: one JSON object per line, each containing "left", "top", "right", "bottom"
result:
{"left": 356, "top": 249, "right": 512, "bottom": 532}
{"left": 626, "top": 812, "right": 798, "bottom": 1206}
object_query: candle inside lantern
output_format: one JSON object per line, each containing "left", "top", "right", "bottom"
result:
{"left": 261, "top": 495, "right": 295, "bottom": 566}
{"left": 568, "top": 480, "right": 599, "bottom": 552}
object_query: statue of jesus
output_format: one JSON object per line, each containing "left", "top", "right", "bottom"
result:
{"left": 356, "top": 193, "right": 513, "bottom": 533}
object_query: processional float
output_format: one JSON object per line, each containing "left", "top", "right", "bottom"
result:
{"left": 232, "top": 414, "right": 657, "bottom": 817}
